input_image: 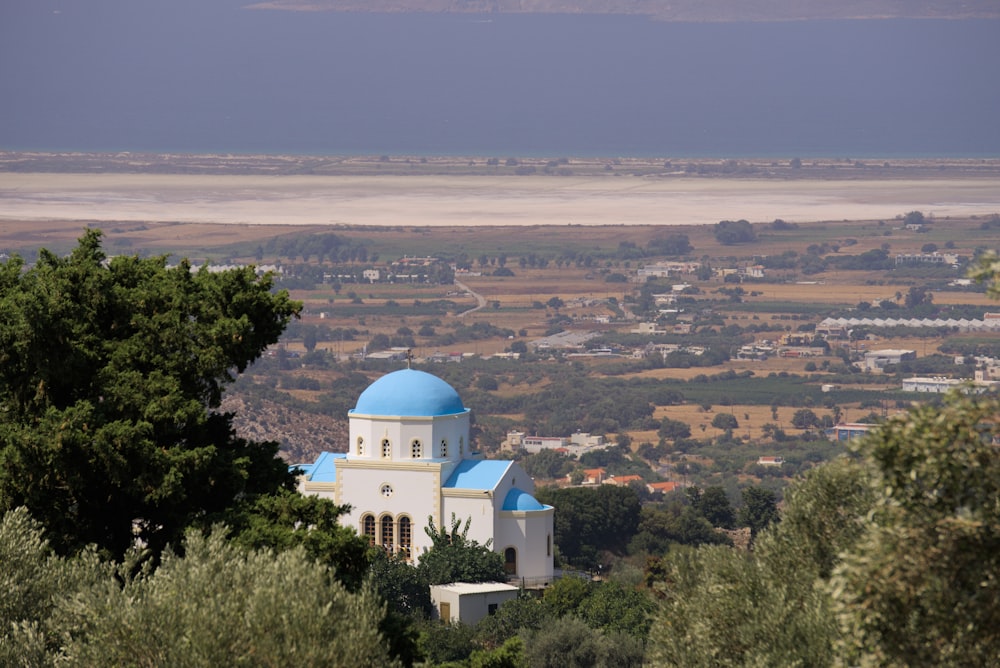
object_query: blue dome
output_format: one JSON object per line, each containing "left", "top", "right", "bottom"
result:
{"left": 351, "top": 369, "right": 467, "bottom": 417}
{"left": 502, "top": 488, "right": 547, "bottom": 512}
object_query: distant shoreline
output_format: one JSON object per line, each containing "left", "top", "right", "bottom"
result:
{"left": 2, "top": 166, "right": 998, "bottom": 230}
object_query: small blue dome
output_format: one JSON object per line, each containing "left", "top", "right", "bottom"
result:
{"left": 502, "top": 488, "right": 546, "bottom": 512}
{"left": 351, "top": 369, "right": 467, "bottom": 417}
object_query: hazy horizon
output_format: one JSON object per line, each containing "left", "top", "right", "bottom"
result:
{"left": 2, "top": 0, "right": 998, "bottom": 158}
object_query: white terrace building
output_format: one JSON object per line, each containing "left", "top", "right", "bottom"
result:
{"left": 294, "top": 369, "right": 555, "bottom": 584}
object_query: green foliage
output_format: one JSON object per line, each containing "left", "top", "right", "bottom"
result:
{"left": 0, "top": 514, "right": 397, "bottom": 666}
{"left": 629, "top": 500, "right": 732, "bottom": 555}
{"left": 830, "top": 394, "right": 1000, "bottom": 667}
{"left": 738, "top": 486, "right": 780, "bottom": 538}
{"left": 576, "top": 581, "right": 654, "bottom": 639}
{"left": 366, "top": 548, "right": 434, "bottom": 618}
{"left": 690, "top": 486, "right": 736, "bottom": 529}
{"left": 647, "top": 542, "right": 835, "bottom": 667}
{"left": 520, "top": 448, "right": 574, "bottom": 480}
{"left": 417, "top": 620, "right": 478, "bottom": 665}
{"left": 648, "top": 233, "right": 693, "bottom": 256}
{"left": 474, "top": 595, "right": 549, "bottom": 649}
{"left": 713, "top": 219, "right": 757, "bottom": 245}
{"left": 0, "top": 231, "right": 300, "bottom": 561}
{"left": 542, "top": 575, "right": 592, "bottom": 617}
{"left": 535, "top": 485, "right": 641, "bottom": 568}
{"left": 710, "top": 412, "right": 739, "bottom": 430}
{"left": 791, "top": 407, "right": 820, "bottom": 429}
{"left": 520, "top": 616, "right": 645, "bottom": 668}
{"left": 420, "top": 515, "right": 506, "bottom": 585}
{"left": 222, "top": 488, "right": 371, "bottom": 591}
{"left": 658, "top": 417, "right": 692, "bottom": 440}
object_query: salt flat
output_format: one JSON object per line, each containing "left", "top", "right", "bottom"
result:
{"left": 1, "top": 173, "right": 998, "bottom": 227}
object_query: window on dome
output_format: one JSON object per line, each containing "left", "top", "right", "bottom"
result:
{"left": 440, "top": 439, "right": 448, "bottom": 457}
{"left": 381, "top": 438, "right": 391, "bottom": 458}
{"left": 411, "top": 439, "right": 422, "bottom": 458}
{"left": 356, "top": 436, "right": 364, "bottom": 456}
{"left": 361, "top": 515, "right": 376, "bottom": 546}
{"left": 399, "top": 516, "right": 412, "bottom": 561}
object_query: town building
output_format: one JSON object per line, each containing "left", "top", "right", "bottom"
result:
{"left": 294, "top": 369, "right": 555, "bottom": 584}
{"left": 863, "top": 349, "right": 916, "bottom": 372}
{"left": 430, "top": 582, "right": 520, "bottom": 625}
{"left": 826, "top": 423, "right": 877, "bottom": 441}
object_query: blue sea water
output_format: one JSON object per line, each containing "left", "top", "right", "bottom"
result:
{"left": 1, "top": 0, "right": 998, "bottom": 158}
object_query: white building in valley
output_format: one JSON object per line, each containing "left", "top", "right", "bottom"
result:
{"left": 294, "top": 369, "right": 555, "bottom": 584}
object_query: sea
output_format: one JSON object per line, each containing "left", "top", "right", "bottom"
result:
{"left": 1, "top": 0, "right": 998, "bottom": 159}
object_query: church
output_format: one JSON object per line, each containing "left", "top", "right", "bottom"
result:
{"left": 294, "top": 368, "right": 555, "bottom": 584}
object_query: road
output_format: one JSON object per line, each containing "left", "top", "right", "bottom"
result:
{"left": 454, "top": 278, "right": 486, "bottom": 317}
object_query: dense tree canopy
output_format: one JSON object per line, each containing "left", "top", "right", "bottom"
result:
{"left": 0, "top": 231, "right": 301, "bottom": 561}
{"left": 536, "top": 485, "right": 641, "bottom": 567}
{"left": 0, "top": 509, "right": 398, "bottom": 667}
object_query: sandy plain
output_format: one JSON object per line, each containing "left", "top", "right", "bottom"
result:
{"left": 2, "top": 172, "right": 999, "bottom": 229}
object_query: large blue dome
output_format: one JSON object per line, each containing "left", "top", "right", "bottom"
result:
{"left": 351, "top": 369, "right": 468, "bottom": 417}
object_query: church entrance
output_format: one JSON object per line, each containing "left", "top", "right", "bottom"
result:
{"left": 504, "top": 547, "right": 517, "bottom": 575}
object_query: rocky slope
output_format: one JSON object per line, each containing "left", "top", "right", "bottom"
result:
{"left": 221, "top": 394, "right": 348, "bottom": 465}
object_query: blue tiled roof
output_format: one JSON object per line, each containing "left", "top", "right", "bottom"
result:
{"left": 304, "top": 452, "right": 347, "bottom": 483}
{"left": 351, "top": 369, "right": 468, "bottom": 417}
{"left": 443, "top": 460, "right": 512, "bottom": 491}
{"left": 502, "top": 488, "right": 550, "bottom": 512}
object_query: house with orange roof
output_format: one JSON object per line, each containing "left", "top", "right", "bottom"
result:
{"left": 602, "top": 474, "right": 644, "bottom": 487}
{"left": 647, "top": 481, "right": 682, "bottom": 495}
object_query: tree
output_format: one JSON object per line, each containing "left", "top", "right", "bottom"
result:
{"left": 0, "top": 231, "right": 300, "bottom": 561}
{"left": 791, "top": 408, "right": 820, "bottom": 429}
{"left": 577, "top": 580, "right": 655, "bottom": 639}
{"left": 713, "top": 219, "right": 757, "bottom": 245}
{"left": 648, "top": 233, "right": 693, "bottom": 256}
{"left": 0, "top": 514, "right": 398, "bottom": 666}
{"left": 419, "top": 514, "right": 506, "bottom": 585}
{"left": 658, "top": 418, "right": 691, "bottom": 441}
{"left": 904, "top": 285, "right": 933, "bottom": 309}
{"left": 536, "top": 485, "right": 642, "bottom": 567}
{"left": 711, "top": 413, "right": 739, "bottom": 430}
{"left": 222, "top": 488, "right": 371, "bottom": 591}
{"left": 830, "top": 393, "right": 1000, "bottom": 666}
{"left": 738, "top": 486, "right": 779, "bottom": 538}
{"left": 903, "top": 210, "right": 926, "bottom": 227}
{"left": 693, "top": 486, "right": 736, "bottom": 529}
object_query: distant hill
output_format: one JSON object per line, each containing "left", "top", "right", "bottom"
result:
{"left": 246, "top": 0, "right": 1000, "bottom": 21}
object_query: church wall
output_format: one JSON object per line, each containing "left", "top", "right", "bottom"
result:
{"left": 338, "top": 463, "right": 443, "bottom": 559}
{"left": 441, "top": 494, "right": 495, "bottom": 548}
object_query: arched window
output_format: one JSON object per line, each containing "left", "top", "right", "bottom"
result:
{"left": 459, "top": 436, "right": 464, "bottom": 455}
{"left": 398, "top": 516, "right": 412, "bottom": 561}
{"left": 356, "top": 436, "right": 364, "bottom": 456}
{"left": 547, "top": 534, "right": 552, "bottom": 557}
{"left": 380, "top": 514, "right": 394, "bottom": 554}
{"left": 440, "top": 439, "right": 448, "bottom": 458}
{"left": 504, "top": 547, "right": 517, "bottom": 575}
{"left": 381, "top": 438, "right": 391, "bottom": 459}
{"left": 361, "top": 514, "right": 376, "bottom": 546}
{"left": 411, "top": 439, "right": 422, "bottom": 458}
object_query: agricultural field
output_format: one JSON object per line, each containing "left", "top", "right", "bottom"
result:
{"left": 3, "top": 154, "right": 1000, "bottom": 495}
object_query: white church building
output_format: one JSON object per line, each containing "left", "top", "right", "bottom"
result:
{"left": 294, "top": 368, "right": 555, "bottom": 584}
